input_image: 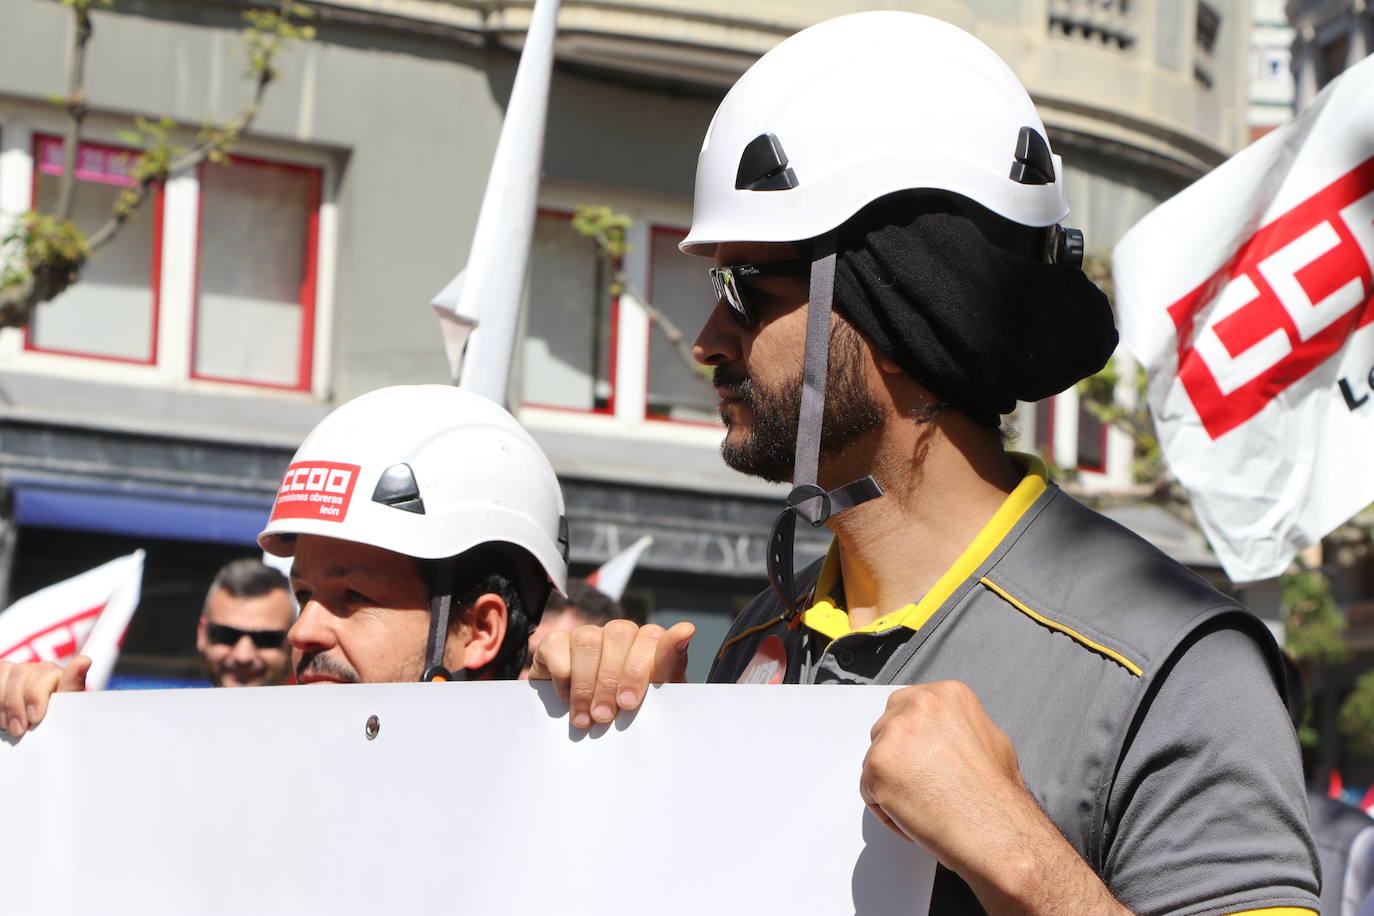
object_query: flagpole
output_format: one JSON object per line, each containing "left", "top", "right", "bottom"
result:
{"left": 450, "top": 0, "right": 562, "bottom": 403}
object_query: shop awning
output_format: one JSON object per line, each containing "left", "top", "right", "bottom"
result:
{"left": 6, "top": 474, "right": 271, "bottom": 546}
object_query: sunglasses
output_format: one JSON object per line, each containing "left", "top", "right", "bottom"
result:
{"left": 206, "top": 623, "right": 288, "bottom": 649}
{"left": 707, "top": 258, "right": 810, "bottom": 327}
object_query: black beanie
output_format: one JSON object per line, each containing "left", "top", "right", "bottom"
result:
{"left": 832, "top": 196, "right": 1118, "bottom": 427}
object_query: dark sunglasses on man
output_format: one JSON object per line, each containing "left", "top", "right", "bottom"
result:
{"left": 707, "top": 258, "right": 810, "bottom": 327}
{"left": 206, "top": 623, "right": 289, "bottom": 649}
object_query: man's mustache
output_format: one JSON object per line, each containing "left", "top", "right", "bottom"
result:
{"left": 295, "top": 650, "right": 360, "bottom": 683}
{"left": 713, "top": 367, "right": 756, "bottom": 405}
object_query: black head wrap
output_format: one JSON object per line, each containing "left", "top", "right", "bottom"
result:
{"left": 832, "top": 195, "right": 1118, "bottom": 427}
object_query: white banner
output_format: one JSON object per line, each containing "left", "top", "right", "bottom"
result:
{"left": 1113, "top": 55, "right": 1374, "bottom": 582}
{"left": 0, "top": 682, "right": 935, "bottom": 916}
{"left": 0, "top": 550, "right": 144, "bottom": 689}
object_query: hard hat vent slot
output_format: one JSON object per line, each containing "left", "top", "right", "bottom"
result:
{"left": 1009, "top": 126, "right": 1054, "bottom": 185}
{"left": 736, "top": 132, "right": 799, "bottom": 191}
{"left": 372, "top": 463, "right": 427, "bottom": 515}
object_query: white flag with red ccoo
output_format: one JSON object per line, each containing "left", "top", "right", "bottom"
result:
{"left": 1113, "top": 55, "right": 1374, "bottom": 583}
{"left": 0, "top": 550, "right": 146, "bottom": 690}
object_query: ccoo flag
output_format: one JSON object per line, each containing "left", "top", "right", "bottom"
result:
{"left": 0, "top": 550, "right": 146, "bottom": 690}
{"left": 1113, "top": 55, "right": 1374, "bottom": 583}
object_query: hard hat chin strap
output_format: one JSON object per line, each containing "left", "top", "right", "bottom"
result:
{"left": 420, "top": 555, "right": 466, "bottom": 683}
{"left": 766, "top": 231, "right": 883, "bottom": 619}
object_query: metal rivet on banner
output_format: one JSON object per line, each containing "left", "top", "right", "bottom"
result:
{"left": 364, "top": 714, "right": 380, "bottom": 741}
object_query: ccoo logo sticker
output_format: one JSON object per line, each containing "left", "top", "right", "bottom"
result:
{"left": 270, "top": 461, "right": 361, "bottom": 523}
{"left": 737, "top": 634, "right": 788, "bottom": 685}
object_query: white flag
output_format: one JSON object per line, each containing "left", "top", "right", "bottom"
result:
{"left": 430, "top": 269, "right": 477, "bottom": 379}
{"left": 0, "top": 550, "right": 146, "bottom": 690}
{"left": 1113, "top": 56, "right": 1374, "bottom": 583}
{"left": 586, "top": 536, "right": 653, "bottom": 602}
{"left": 431, "top": 0, "right": 561, "bottom": 401}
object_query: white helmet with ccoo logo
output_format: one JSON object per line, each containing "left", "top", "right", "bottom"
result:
{"left": 258, "top": 385, "right": 569, "bottom": 627}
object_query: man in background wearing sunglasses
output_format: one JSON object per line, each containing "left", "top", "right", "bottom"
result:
{"left": 196, "top": 558, "right": 295, "bottom": 688}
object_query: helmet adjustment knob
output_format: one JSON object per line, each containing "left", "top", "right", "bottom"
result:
{"left": 1053, "top": 225, "right": 1085, "bottom": 269}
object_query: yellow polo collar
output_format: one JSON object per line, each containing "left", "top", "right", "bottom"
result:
{"left": 801, "top": 454, "right": 1048, "bottom": 641}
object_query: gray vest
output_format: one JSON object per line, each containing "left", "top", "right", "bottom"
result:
{"left": 710, "top": 484, "right": 1286, "bottom": 910}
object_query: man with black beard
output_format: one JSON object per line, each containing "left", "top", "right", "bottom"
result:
{"left": 712, "top": 317, "right": 882, "bottom": 485}
{"left": 532, "top": 11, "right": 1318, "bottom": 916}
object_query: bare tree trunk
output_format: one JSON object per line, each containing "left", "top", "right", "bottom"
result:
{"left": 54, "top": 6, "right": 94, "bottom": 222}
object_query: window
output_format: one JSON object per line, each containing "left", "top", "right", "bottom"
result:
{"left": 521, "top": 210, "right": 615, "bottom": 412}
{"left": 1318, "top": 35, "right": 1351, "bottom": 89}
{"left": 17, "top": 135, "right": 324, "bottom": 392}
{"left": 193, "top": 156, "right": 318, "bottom": 389}
{"left": 1034, "top": 398, "right": 1055, "bottom": 460}
{"left": 1195, "top": 2, "right": 1220, "bottom": 55}
{"left": 1077, "top": 406, "right": 1106, "bottom": 473}
{"left": 1194, "top": 1, "right": 1220, "bottom": 88}
{"left": 646, "top": 226, "right": 715, "bottom": 422}
{"left": 27, "top": 136, "right": 160, "bottom": 363}
{"left": 1033, "top": 395, "right": 1107, "bottom": 473}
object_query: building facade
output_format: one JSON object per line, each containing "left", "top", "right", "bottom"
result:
{"left": 1289, "top": 0, "right": 1373, "bottom": 109}
{"left": 0, "top": 0, "right": 1257, "bottom": 681}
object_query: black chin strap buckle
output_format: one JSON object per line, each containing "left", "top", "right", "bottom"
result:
{"left": 787, "top": 483, "right": 830, "bottom": 527}
{"left": 766, "top": 476, "right": 884, "bottom": 619}
{"left": 420, "top": 664, "right": 453, "bottom": 683}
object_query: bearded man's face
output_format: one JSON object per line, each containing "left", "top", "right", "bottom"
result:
{"left": 715, "top": 320, "right": 883, "bottom": 483}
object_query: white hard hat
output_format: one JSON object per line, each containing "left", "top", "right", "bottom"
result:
{"left": 258, "top": 385, "right": 569, "bottom": 605}
{"left": 681, "top": 11, "right": 1069, "bottom": 256}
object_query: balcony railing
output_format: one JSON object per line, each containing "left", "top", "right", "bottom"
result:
{"left": 1048, "top": 0, "right": 1136, "bottom": 50}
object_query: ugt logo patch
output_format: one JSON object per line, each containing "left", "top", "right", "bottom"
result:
{"left": 270, "top": 461, "right": 361, "bottom": 523}
{"left": 1167, "top": 156, "right": 1374, "bottom": 440}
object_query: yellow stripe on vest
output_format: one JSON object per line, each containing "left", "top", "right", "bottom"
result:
{"left": 980, "top": 577, "right": 1144, "bottom": 677}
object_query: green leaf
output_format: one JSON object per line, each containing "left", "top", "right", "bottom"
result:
{"left": 1340, "top": 670, "right": 1374, "bottom": 759}
{"left": 1283, "top": 567, "right": 1347, "bottom": 666}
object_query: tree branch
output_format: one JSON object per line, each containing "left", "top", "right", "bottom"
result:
{"left": 87, "top": 16, "right": 281, "bottom": 254}
{"left": 0, "top": 0, "right": 312, "bottom": 330}
{"left": 619, "top": 276, "right": 707, "bottom": 385}
{"left": 54, "top": 3, "right": 95, "bottom": 221}
{"left": 86, "top": 66, "right": 273, "bottom": 253}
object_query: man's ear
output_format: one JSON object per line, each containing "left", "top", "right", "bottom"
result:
{"left": 195, "top": 616, "right": 208, "bottom": 654}
{"left": 455, "top": 593, "right": 508, "bottom": 674}
{"left": 876, "top": 351, "right": 904, "bottom": 375}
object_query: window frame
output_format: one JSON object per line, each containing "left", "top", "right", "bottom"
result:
{"left": 23, "top": 133, "right": 164, "bottom": 367}
{"left": 187, "top": 153, "right": 322, "bottom": 392}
